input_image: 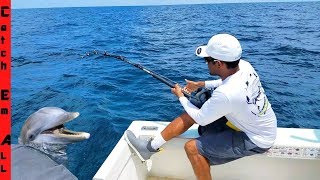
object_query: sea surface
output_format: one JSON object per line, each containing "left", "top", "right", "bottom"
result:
{"left": 12, "top": 2, "right": 320, "bottom": 179}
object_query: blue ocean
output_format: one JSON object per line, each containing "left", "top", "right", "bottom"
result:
{"left": 12, "top": 2, "right": 320, "bottom": 179}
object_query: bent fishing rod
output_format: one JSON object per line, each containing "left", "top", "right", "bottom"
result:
{"left": 82, "top": 50, "right": 191, "bottom": 98}
{"left": 81, "top": 50, "right": 212, "bottom": 108}
{"left": 108, "top": 53, "right": 182, "bottom": 89}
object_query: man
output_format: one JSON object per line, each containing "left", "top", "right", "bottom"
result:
{"left": 125, "top": 34, "right": 277, "bottom": 180}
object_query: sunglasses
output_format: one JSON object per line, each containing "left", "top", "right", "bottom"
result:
{"left": 204, "top": 57, "right": 218, "bottom": 64}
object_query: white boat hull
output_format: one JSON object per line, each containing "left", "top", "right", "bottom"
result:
{"left": 94, "top": 121, "right": 320, "bottom": 180}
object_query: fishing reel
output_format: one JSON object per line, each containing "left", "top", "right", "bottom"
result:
{"left": 188, "top": 87, "right": 213, "bottom": 108}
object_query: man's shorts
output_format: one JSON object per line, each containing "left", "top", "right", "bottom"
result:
{"left": 196, "top": 117, "right": 269, "bottom": 165}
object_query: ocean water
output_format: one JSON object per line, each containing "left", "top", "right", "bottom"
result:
{"left": 12, "top": 2, "right": 320, "bottom": 179}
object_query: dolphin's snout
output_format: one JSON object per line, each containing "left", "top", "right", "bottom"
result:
{"left": 71, "top": 112, "right": 80, "bottom": 118}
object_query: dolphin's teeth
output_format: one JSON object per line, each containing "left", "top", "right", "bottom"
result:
{"left": 61, "top": 129, "right": 81, "bottom": 135}
{"left": 42, "top": 124, "right": 64, "bottom": 134}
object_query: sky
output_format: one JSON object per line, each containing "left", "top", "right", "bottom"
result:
{"left": 12, "top": 0, "right": 319, "bottom": 9}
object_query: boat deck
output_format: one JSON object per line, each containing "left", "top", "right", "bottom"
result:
{"left": 93, "top": 121, "right": 320, "bottom": 180}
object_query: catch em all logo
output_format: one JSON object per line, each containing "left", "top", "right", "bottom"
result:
{"left": 0, "top": 1, "right": 11, "bottom": 179}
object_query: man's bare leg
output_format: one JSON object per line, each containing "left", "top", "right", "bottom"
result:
{"left": 161, "top": 112, "right": 196, "bottom": 141}
{"left": 124, "top": 112, "right": 197, "bottom": 161}
{"left": 185, "top": 140, "right": 212, "bottom": 180}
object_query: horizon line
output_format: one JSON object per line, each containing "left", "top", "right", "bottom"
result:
{"left": 12, "top": 0, "right": 319, "bottom": 10}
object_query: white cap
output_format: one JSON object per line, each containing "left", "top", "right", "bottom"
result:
{"left": 195, "top": 34, "right": 242, "bottom": 62}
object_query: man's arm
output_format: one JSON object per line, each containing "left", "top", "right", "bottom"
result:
{"left": 184, "top": 79, "right": 205, "bottom": 94}
{"left": 171, "top": 84, "right": 230, "bottom": 126}
{"left": 205, "top": 79, "right": 222, "bottom": 88}
{"left": 184, "top": 79, "right": 222, "bottom": 94}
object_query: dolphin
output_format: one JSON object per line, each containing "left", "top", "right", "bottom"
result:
{"left": 12, "top": 107, "right": 90, "bottom": 180}
{"left": 19, "top": 107, "right": 90, "bottom": 144}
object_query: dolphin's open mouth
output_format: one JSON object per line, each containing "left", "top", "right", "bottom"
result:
{"left": 41, "top": 124, "right": 90, "bottom": 139}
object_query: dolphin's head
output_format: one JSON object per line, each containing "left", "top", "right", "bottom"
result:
{"left": 19, "top": 107, "right": 90, "bottom": 145}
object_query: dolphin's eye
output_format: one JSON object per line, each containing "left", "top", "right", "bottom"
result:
{"left": 29, "top": 134, "right": 35, "bottom": 141}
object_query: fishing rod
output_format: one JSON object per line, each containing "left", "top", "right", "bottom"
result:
{"left": 81, "top": 50, "right": 212, "bottom": 108}
{"left": 105, "top": 52, "right": 188, "bottom": 95}
{"left": 82, "top": 50, "right": 191, "bottom": 98}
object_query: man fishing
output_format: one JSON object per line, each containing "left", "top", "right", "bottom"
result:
{"left": 125, "top": 33, "right": 277, "bottom": 180}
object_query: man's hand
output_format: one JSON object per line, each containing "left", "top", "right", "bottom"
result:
{"left": 183, "top": 79, "right": 202, "bottom": 94}
{"left": 171, "top": 84, "right": 184, "bottom": 98}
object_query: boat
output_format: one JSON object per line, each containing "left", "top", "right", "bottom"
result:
{"left": 93, "top": 120, "right": 320, "bottom": 180}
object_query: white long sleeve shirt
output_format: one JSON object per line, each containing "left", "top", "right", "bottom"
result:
{"left": 179, "top": 60, "right": 277, "bottom": 148}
